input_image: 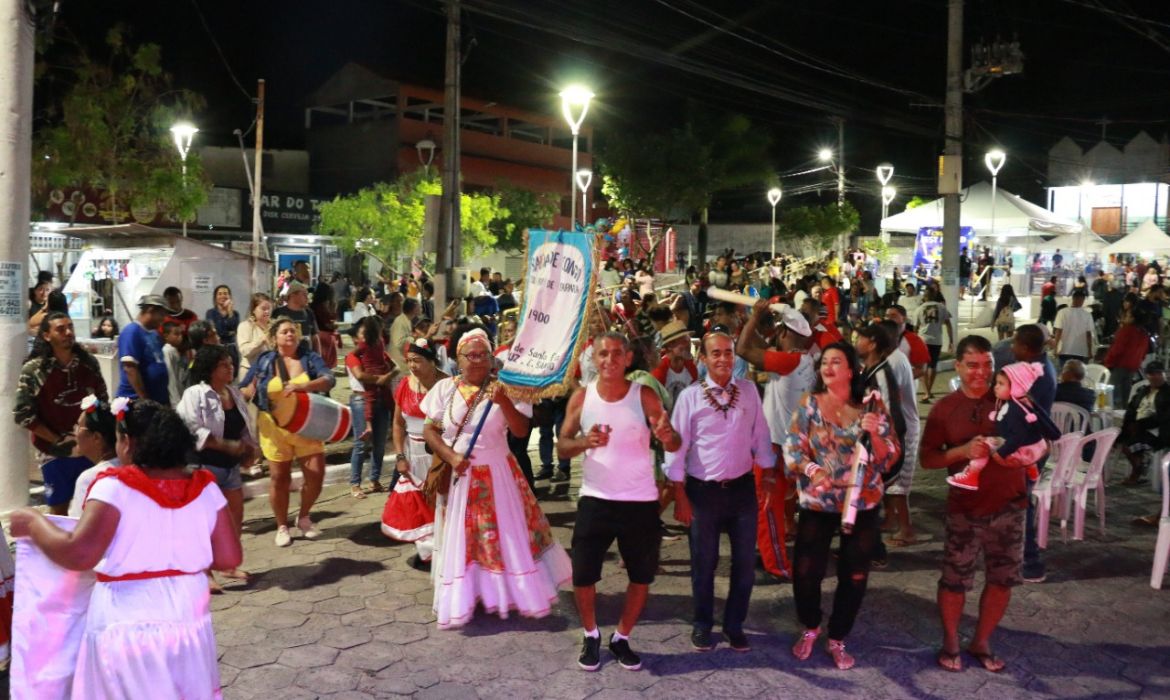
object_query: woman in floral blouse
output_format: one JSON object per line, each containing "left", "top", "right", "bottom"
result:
{"left": 783, "top": 341, "right": 900, "bottom": 671}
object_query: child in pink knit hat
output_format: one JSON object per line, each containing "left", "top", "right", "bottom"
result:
{"left": 948, "top": 361, "right": 1062, "bottom": 491}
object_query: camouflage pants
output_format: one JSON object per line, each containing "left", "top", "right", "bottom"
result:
{"left": 939, "top": 507, "right": 1025, "bottom": 592}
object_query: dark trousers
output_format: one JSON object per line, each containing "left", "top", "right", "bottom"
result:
{"left": 793, "top": 507, "right": 880, "bottom": 640}
{"left": 507, "top": 431, "right": 535, "bottom": 491}
{"left": 1023, "top": 472, "right": 1045, "bottom": 577}
{"left": 537, "top": 398, "right": 570, "bottom": 473}
{"left": 686, "top": 474, "right": 758, "bottom": 634}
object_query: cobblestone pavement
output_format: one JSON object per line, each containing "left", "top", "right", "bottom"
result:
{"left": 214, "top": 438, "right": 1170, "bottom": 700}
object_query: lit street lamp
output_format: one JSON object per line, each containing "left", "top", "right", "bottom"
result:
{"left": 767, "top": 187, "right": 782, "bottom": 259}
{"left": 170, "top": 122, "right": 198, "bottom": 237}
{"left": 985, "top": 148, "right": 1006, "bottom": 247}
{"left": 876, "top": 162, "right": 895, "bottom": 222}
{"left": 560, "top": 85, "right": 594, "bottom": 229}
{"left": 576, "top": 168, "right": 593, "bottom": 229}
{"left": 416, "top": 138, "right": 437, "bottom": 169}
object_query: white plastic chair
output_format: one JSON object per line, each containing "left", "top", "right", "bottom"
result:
{"left": 1084, "top": 363, "right": 1109, "bottom": 387}
{"left": 1065, "top": 427, "right": 1121, "bottom": 541}
{"left": 1151, "top": 452, "right": 1170, "bottom": 589}
{"left": 1033, "top": 431, "right": 1083, "bottom": 549}
{"left": 1051, "top": 401, "right": 1091, "bottom": 435}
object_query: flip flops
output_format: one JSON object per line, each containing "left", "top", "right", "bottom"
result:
{"left": 968, "top": 649, "right": 1005, "bottom": 672}
{"left": 936, "top": 649, "right": 962, "bottom": 672}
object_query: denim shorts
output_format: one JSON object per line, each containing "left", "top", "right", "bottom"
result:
{"left": 200, "top": 464, "right": 243, "bottom": 491}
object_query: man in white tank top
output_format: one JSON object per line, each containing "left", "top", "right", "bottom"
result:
{"left": 559, "top": 332, "right": 680, "bottom": 672}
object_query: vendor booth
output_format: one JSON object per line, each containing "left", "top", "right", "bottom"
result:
{"left": 1101, "top": 219, "right": 1170, "bottom": 258}
{"left": 58, "top": 224, "right": 274, "bottom": 390}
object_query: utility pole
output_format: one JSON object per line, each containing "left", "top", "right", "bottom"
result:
{"left": 834, "top": 116, "right": 846, "bottom": 252}
{"left": 0, "top": 0, "right": 34, "bottom": 514}
{"left": 251, "top": 79, "right": 266, "bottom": 293}
{"left": 941, "top": 0, "right": 963, "bottom": 327}
{"left": 436, "top": 0, "right": 463, "bottom": 312}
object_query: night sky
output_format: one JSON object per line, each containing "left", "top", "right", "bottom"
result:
{"left": 42, "top": 0, "right": 1170, "bottom": 228}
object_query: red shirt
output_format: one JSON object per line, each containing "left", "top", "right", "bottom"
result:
{"left": 900, "top": 330, "right": 931, "bottom": 367}
{"left": 762, "top": 350, "right": 802, "bottom": 375}
{"left": 1103, "top": 324, "right": 1150, "bottom": 371}
{"left": 158, "top": 309, "right": 198, "bottom": 337}
{"left": 821, "top": 287, "right": 840, "bottom": 326}
{"left": 650, "top": 356, "right": 698, "bottom": 385}
{"left": 920, "top": 389, "right": 1027, "bottom": 516}
{"left": 812, "top": 323, "right": 843, "bottom": 350}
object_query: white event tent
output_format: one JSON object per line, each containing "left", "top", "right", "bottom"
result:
{"left": 1031, "top": 229, "right": 1108, "bottom": 254}
{"left": 1101, "top": 219, "right": 1170, "bottom": 256}
{"left": 880, "top": 181, "right": 1083, "bottom": 239}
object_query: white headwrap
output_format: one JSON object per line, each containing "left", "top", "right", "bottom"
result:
{"left": 456, "top": 328, "right": 491, "bottom": 355}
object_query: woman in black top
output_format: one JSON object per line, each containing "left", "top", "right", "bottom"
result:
{"left": 177, "top": 345, "right": 257, "bottom": 587}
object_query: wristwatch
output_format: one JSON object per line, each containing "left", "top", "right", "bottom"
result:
{"left": 396, "top": 453, "right": 407, "bottom": 462}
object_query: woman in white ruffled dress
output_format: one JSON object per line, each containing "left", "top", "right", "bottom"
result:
{"left": 421, "top": 329, "right": 571, "bottom": 628}
{"left": 9, "top": 400, "right": 242, "bottom": 699}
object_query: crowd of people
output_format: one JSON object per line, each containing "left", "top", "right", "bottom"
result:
{"left": 9, "top": 242, "right": 1163, "bottom": 695}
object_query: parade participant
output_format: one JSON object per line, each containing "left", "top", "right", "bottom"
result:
{"left": 15, "top": 312, "right": 109, "bottom": 515}
{"left": 701, "top": 304, "right": 750, "bottom": 380}
{"left": 273, "top": 281, "right": 320, "bottom": 355}
{"left": 649, "top": 320, "right": 697, "bottom": 408}
{"left": 162, "top": 286, "right": 199, "bottom": 334}
{"left": 559, "top": 332, "right": 681, "bottom": 671}
{"left": 856, "top": 321, "right": 920, "bottom": 548}
{"left": 385, "top": 338, "right": 448, "bottom": 569}
{"left": 242, "top": 318, "right": 335, "bottom": 546}
{"left": 346, "top": 316, "right": 394, "bottom": 497}
{"left": 68, "top": 396, "right": 120, "bottom": 518}
{"left": 667, "top": 331, "right": 773, "bottom": 652}
{"left": 9, "top": 400, "right": 242, "bottom": 698}
{"left": 885, "top": 304, "right": 930, "bottom": 382}
{"left": 116, "top": 295, "right": 171, "bottom": 405}
{"left": 205, "top": 284, "right": 240, "bottom": 370}
{"left": 237, "top": 292, "right": 273, "bottom": 382}
{"left": 352, "top": 287, "right": 376, "bottom": 322}
{"left": 737, "top": 300, "right": 816, "bottom": 580}
{"left": 784, "top": 342, "right": 900, "bottom": 670}
{"left": 421, "top": 329, "right": 570, "bottom": 628}
{"left": 921, "top": 335, "right": 1019, "bottom": 672}
{"left": 179, "top": 345, "right": 257, "bottom": 586}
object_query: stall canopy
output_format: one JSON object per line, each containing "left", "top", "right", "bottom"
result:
{"left": 1101, "top": 219, "right": 1170, "bottom": 256}
{"left": 1031, "top": 230, "right": 1108, "bottom": 254}
{"left": 880, "top": 181, "right": 1083, "bottom": 238}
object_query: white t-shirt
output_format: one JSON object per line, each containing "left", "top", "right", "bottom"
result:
{"left": 1054, "top": 305, "right": 1095, "bottom": 357}
{"left": 762, "top": 353, "right": 816, "bottom": 446}
{"left": 913, "top": 301, "right": 951, "bottom": 346}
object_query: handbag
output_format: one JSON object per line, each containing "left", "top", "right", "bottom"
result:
{"left": 422, "top": 382, "right": 487, "bottom": 505}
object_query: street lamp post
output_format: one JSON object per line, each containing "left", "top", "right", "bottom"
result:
{"left": 576, "top": 168, "right": 593, "bottom": 229}
{"left": 416, "top": 138, "right": 437, "bottom": 170}
{"left": 767, "top": 187, "right": 782, "bottom": 259}
{"left": 985, "top": 148, "right": 1006, "bottom": 284}
{"left": 876, "top": 162, "right": 895, "bottom": 221}
{"left": 881, "top": 186, "right": 896, "bottom": 243}
{"left": 560, "top": 85, "right": 593, "bottom": 229}
{"left": 170, "top": 122, "right": 198, "bottom": 237}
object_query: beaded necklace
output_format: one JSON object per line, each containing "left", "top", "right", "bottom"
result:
{"left": 700, "top": 378, "right": 739, "bottom": 418}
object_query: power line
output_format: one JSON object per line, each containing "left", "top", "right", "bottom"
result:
{"left": 188, "top": 0, "right": 253, "bottom": 102}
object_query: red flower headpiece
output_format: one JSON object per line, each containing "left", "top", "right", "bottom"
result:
{"left": 110, "top": 396, "right": 132, "bottom": 422}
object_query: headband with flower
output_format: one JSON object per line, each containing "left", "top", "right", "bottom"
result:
{"left": 111, "top": 396, "right": 132, "bottom": 423}
{"left": 81, "top": 395, "right": 102, "bottom": 415}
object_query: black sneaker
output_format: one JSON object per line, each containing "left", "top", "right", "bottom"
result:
{"left": 534, "top": 467, "right": 554, "bottom": 481}
{"left": 551, "top": 469, "right": 571, "bottom": 482}
{"left": 726, "top": 630, "right": 751, "bottom": 652}
{"left": 578, "top": 634, "right": 601, "bottom": 671}
{"left": 608, "top": 634, "right": 642, "bottom": 670}
{"left": 691, "top": 627, "right": 714, "bottom": 651}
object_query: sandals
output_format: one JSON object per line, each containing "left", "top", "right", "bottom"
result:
{"left": 350, "top": 485, "right": 367, "bottom": 499}
{"left": 827, "top": 639, "right": 855, "bottom": 670}
{"left": 222, "top": 568, "right": 250, "bottom": 582}
{"left": 968, "top": 648, "right": 1005, "bottom": 672}
{"left": 368, "top": 481, "right": 386, "bottom": 494}
{"left": 1133, "top": 514, "right": 1159, "bottom": 527}
{"left": 937, "top": 649, "right": 962, "bottom": 672}
{"left": 792, "top": 628, "right": 819, "bottom": 661}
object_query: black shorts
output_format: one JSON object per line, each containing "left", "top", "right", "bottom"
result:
{"left": 571, "top": 496, "right": 660, "bottom": 586}
{"left": 926, "top": 344, "right": 942, "bottom": 369}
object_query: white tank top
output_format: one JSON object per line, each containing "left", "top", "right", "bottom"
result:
{"left": 580, "top": 381, "right": 658, "bottom": 502}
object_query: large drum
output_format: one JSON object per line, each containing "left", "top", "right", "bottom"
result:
{"left": 270, "top": 392, "right": 352, "bottom": 443}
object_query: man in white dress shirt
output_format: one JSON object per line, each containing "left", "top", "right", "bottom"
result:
{"left": 667, "top": 331, "right": 775, "bottom": 653}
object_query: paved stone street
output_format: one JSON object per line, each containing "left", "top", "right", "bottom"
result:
{"left": 215, "top": 440, "right": 1170, "bottom": 700}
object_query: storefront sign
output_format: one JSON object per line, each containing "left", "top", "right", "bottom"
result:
{"left": 0, "top": 261, "right": 24, "bottom": 320}
{"left": 498, "top": 229, "right": 597, "bottom": 401}
{"left": 245, "top": 192, "right": 327, "bottom": 234}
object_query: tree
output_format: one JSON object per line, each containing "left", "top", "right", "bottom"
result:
{"left": 778, "top": 202, "right": 861, "bottom": 254}
{"left": 599, "top": 110, "right": 773, "bottom": 265}
{"left": 905, "top": 195, "right": 930, "bottom": 210}
{"left": 33, "top": 25, "right": 209, "bottom": 225}
{"left": 492, "top": 184, "right": 559, "bottom": 251}
{"left": 317, "top": 169, "right": 507, "bottom": 266}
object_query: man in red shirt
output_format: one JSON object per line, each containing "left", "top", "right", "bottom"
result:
{"left": 886, "top": 304, "right": 929, "bottom": 383}
{"left": 921, "top": 335, "right": 1024, "bottom": 673}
